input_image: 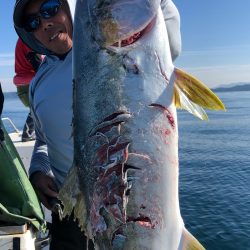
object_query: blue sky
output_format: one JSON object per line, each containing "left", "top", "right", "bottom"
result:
{"left": 174, "top": 0, "right": 250, "bottom": 88}
{"left": 1, "top": 0, "right": 250, "bottom": 91}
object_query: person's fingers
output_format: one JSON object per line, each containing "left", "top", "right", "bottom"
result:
{"left": 42, "top": 181, "right": 58, "bottom": 198}
{"left": 30, "top": 172, "right": 59, "bottom": 208}
{"left": 35, "top": 189, "right": 52, "bottom": 210}
{"left": 48, "top": 177, "right": 58, "bottom": 192}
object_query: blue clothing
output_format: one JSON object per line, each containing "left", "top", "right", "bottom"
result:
{"left": 29, "top": 51, "right": 73, "bottom": 187}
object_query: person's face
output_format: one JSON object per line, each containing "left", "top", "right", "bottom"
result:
{"left": 25, "top": 0, "right": 73, "bottom": 55}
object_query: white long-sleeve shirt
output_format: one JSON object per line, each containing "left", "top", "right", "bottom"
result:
{"left": 29, "top": 51, "right": 73, "bottom": 187}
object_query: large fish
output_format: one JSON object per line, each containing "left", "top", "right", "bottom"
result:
{"left": 59, "top": 0, "right": 225, "bottom": 249}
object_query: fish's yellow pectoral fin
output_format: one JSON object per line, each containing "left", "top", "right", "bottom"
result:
{"left": 58, "top": 165, "right": 87, "bottom": 231}
{"left": 179, "top": 228, "right": 206, "bottom": 250}
{"left": 173, "top": 68, "right": 226, "bottom": 120}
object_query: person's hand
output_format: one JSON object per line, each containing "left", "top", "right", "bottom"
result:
{"left": 30, "top": 171, "right": 58, "bottom": 210}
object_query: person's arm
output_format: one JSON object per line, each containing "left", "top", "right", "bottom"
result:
{"left": 161, "top": 0, "right": 182, "bottom": 61}
{"left": 29, "top": 140, "right": 58, "bottom": 210}
{"left": 29, "top": 103, "right": 58, "bottom": 210}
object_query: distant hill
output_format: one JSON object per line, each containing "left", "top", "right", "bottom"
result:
{"left": 212, "top": 83, "right": 250, "bottom": 92}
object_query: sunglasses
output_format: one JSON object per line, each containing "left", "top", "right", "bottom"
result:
{"left": 24, "top": 0, "right": 62, "bottom": 32}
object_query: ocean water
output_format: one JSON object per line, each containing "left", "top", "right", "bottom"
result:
{"left": 1, "top": 92, "right": 30, "bottom": 132}
{"left": 2, "top": 91, "right": 250, "bottom": 249}
{"left": 178, "top": 91, "right": 250, "bottom": 249}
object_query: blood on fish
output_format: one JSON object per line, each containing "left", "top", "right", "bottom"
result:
{"left": 153, "top": 126, "right": 171, "bottom": 145}
{"left": 137, "top": 221, "right": 153, "bottom": 228}
{"left": 156, "top": 53, "right": 169, "bottom": 82}
{"left": 112, "top": 16, "right": 156, "bottom": 47}
{"left": 127, "top": 215, "right": 156, "bottom": 229}
{"left": 164, "top": 129, "right": 171, "bottom": 136}
{"left": 108, "top": 140, "right": 130, "bottom": 158}
{"left": 88, "top": 133, "right": 135, "bottom": 233}
{"left": 150, "top": 103, "right": 175, "bottom": 129}
{"left": 96, "top": 144, "right": 109, "bottom": 164}
{"left": 90, "top": 163, "right": 128, "bottom": 232}
{"left": 114, "top": 32, "right": 141, "bottom": 47}
{"left": 154, "top": 126, "right": 171, "bottom": 137}
{"left": 94, "top": 136, "right": 129, "bottom": 166}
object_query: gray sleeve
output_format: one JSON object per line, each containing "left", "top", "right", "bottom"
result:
{"left": 161, "top": 0, "right": 182, "bottom": 61}
{"left": 29, "top": 78, "right": 53, "bottom": 178}
{"left": 29, "top": 128, "right": 53, "bottom": 178}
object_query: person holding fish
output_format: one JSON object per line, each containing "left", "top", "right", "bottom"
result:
{"left": 13, "top": 0, "right": 182, "bottom": 249}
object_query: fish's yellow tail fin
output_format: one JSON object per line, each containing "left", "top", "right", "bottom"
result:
{"left": 179, "top": 228, "right": 205, "bottom": 250}
{"left": 174, "top": 68, "right": 226, "bottom": 120}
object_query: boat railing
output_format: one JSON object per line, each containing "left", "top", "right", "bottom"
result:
{"left": 1, "top": 117, "right": 20, "bottom": 133}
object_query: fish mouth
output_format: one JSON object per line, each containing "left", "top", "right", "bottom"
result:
{"left": 111, "top": 16, "right": 156, "bottom": 47}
